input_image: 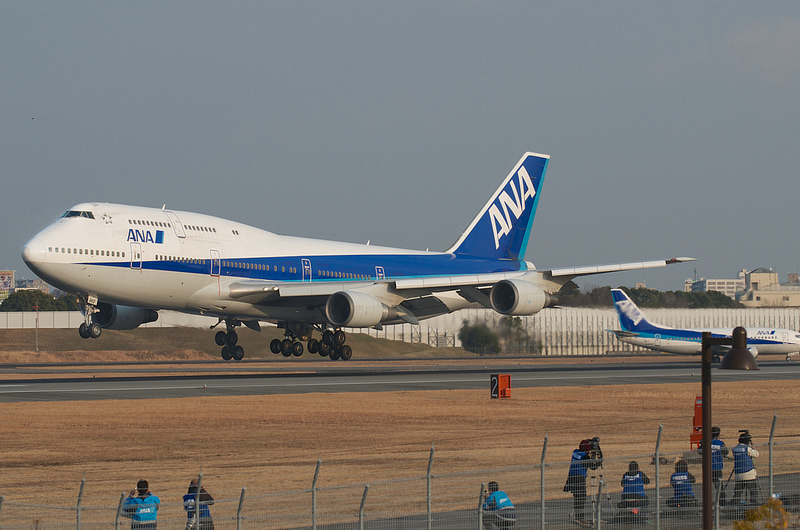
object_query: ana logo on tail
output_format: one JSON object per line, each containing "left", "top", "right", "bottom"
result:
{"left": 615, "top": 297, "right": 646, "bottom": 328}
{"left": 489, "top": 165, "right": 537, "bottom": 250}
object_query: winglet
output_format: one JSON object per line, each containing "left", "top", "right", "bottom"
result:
{"left": 447, "top": 152, "right": 549, "bottom": 261}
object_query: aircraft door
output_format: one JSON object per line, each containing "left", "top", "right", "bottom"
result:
{"left": 210, "top": 249, "right": 221, "bottom": 277}
{"left": 375, "top": 266, "right": 385, "bottom": 280}
{"left": 301, "top": 258, "right": 312, "bottom": 281}
{"left": 162, "top": 210, "right": 186, "bottom": 238}
{"left": 654, "top": 334, "right": 661, "bottom": 347}
{"left": 130, "top": 243, "right": 142, "bottom": 270}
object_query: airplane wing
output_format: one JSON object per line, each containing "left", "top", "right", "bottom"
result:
{"left": 545, "top": 257, "right": 696, "bottom": 279}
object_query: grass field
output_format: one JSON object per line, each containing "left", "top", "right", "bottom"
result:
{"left": 0, "top": 328, "right": 798, "bottom": 511}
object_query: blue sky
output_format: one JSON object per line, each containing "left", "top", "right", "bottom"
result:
{"left": 4, "top": 2, "right": 799, "bottom": 291}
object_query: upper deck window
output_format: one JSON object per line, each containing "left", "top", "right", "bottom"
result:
{"left": 61, "top": 210, "right": 95, "bottom": 219}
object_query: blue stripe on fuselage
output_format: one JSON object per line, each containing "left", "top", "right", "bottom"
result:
{"left": 90, "top": 252, "right": 526, "bottom": 282}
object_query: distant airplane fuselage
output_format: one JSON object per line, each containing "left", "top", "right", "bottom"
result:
{"left": 610, "top": 288, "right": 800, "bottom": 361}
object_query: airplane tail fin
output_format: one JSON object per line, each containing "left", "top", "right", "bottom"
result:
{"left": 447, "top": 152, "right": 549, "bottom": 261}
{"left": 611, "top": 288, "right": 659, "bottom": 333}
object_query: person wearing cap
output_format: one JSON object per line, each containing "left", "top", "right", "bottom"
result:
{"left": 731, "top": 431, "right": 760, "bottom": 505}
{"left": 481, "top": 481, "right": 516, "bottom": 528}
{"left": 710, "top": 426, "right": 729, "bottom": 504}
{"left": 619, "top": 461, "right": 650, "bottom": 508}
{"left": 122, "top": 479, "right": 160, "bottom": 529}
{"left": 183, "top": 479, "right": 215, "bottom": 530}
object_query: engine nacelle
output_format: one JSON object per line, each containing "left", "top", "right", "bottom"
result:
{"left": 325, "top": 291, "right": 388, "bottom": 328}
{"left": 92, "top": 303, "right": 159, "bottom": 330}
{"left": 490, "top": 279, "right": 552, "bottom": 316}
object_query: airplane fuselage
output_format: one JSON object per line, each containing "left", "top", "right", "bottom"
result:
{"left": 613, "top": 328, "right": 800, "bottom": 356}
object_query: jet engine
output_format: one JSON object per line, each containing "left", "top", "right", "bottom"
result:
{"left": 490, "top": 279, "right": 553, "bottom": 315}
{"left": 91, "top": 302, "right": 159, "bottom": 330}
{"left": 325, "top": 291, "right": 389, "bottom": 328}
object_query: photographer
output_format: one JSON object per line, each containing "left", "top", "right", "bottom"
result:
{"left": 122, "top": 479, "right": 160, "bottom": 530}
{"left": 481, "top": 481, "right": 516, "bottom": 529}
{"left": 731, "top": 430, "right": 760, "bottom": 505}
{"left": 563, "top": 437, "right": 603, "bottom": 524}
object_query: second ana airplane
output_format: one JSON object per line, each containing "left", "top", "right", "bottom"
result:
{"left": 23, "top": 152, "right": 692, "bottom": 361}
{"left": 610, "top": 288, "right": 800, "bottom": 361}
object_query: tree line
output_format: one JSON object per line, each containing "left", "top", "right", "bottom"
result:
{"left": 0, "top": 290, "right": 80, "bottom": 312}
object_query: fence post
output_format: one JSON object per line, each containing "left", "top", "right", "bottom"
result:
{"left": 76, "top": 477, "right": 85, "bottom": 530}
{"left": 540, "top": 435, "right": 548, "bottom": 529}
{"left": 358, "top": 484, "right": 369, "bottom": 530}
{"left": 192, "top": 472, "right": 203, "bottom": 528}
{"left": 654, "top": 424, "right": 663, "bottom": 530}
{"left": 478, "top": 482, "right": 485, "bottom": 530}
{"left": 596, "top": 479, "right": 604, "bottom": 530}
{"left": 0, "top": 495, "right": 4, "bottom": 517}
{"left": 427, "top": 443, "right": 435, "bottom": 530}
{"left": 312, "top": 458, "right": 321, "bottom": 530}
{"left": 236, "top": 487, "right": 246, "bottom": 530}
{"left": 115, "top": 492, "right": 125, "bottom": 530}
{"left": 769, "top": 414, "right": 777, "bottom": 498}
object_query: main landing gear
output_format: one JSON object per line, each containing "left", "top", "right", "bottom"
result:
{"left": 213, "top": 319, "right": 245, "bottom": 361}
{"left": 269, "top": 324, "right": 352, "bottom": 361}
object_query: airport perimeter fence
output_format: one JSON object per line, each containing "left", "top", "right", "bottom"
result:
{"left": 3, "top": 427, "right": 800, "bottom": 529}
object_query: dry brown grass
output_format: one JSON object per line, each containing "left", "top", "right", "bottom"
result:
{"left": 1, "top": 377, "right": 799, "bottom": 508}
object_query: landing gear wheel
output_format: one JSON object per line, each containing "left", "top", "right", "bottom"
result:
{"left": 79, "top": 323, "right": 91, "bottom": 339}
{"left": 225, "top": 331, "right": 238, "bottom": 348}
{"left": 292, "top": 342, "right": 304, "bottom": 357}
{"left": 338, "top": 344, "right": 352, "bottom": 360}
{"left": 322, "top": 330, "right": 334, "bottom": 345}
{"left": 307, "top": 339, "right": 319, "bottom": 354}
{"left": 280, "top": 339, "right": 293, "bottom": 357}
{"left": 270, "top": 339, "right": 282, "bottom": 354}
{"left": 787, "top": 355, "right": 793, "bottom": 363}
{"left": 712, "top": 354, "right": 721, "bottom": 363}
{"left": 88, "top": 323, "right": 102, "bottom": 339}
{"left": 232, "top": 345, "right": 244, "bottom": 361}
{"left": 215, "top": 331, "right": 227, "bottom": 346}
{"left": 333, "top": 329, "right": 346, "bottom": 347}
{"left": 329, "top": 349, "right": 341, "bottom": 361}
{"left": 221, "top": 347, "right": 233, "bottom": 360}
{"left": 318, "top": 342, "right": 331, "bottom": 357}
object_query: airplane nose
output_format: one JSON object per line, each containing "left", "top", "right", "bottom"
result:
{"left": 22, "top": 237, "right": 46, "bottom": 266}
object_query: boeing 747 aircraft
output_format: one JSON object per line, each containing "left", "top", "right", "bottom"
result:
{"left": 610, "top": 288, "right": 800, "bottom": 361}
{"left": 23, "top": 152, "right": 692, "bottom": 361}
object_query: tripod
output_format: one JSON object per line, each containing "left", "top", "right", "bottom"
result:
{"left": 590, "top": 465, "right": 614, "bottom": 525}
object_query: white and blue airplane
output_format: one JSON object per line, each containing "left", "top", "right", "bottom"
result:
{"left": 22, "top": 152, "right": 692, "bottom": 361}
{"left": 610, "top": 288, "right": 800, "bottom": 361}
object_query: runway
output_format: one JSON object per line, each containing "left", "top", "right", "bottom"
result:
{"left": 0, "top": 359, "right": 797, "bottom": 402}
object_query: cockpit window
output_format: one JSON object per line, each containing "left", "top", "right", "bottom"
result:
{"left": 61, "top": 210, "right": 95, "bottom": 219}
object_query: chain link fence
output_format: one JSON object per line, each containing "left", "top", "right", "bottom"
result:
{"left": 3, "top": 423, "right": 800, "bottom": 529}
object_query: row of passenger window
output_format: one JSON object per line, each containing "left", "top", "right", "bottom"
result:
{"left": 48, "top": 247, "right": 125, "bottom": 258}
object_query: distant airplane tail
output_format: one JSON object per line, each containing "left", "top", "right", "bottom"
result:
{"left": 447, "top": 152, "right": 549, "bottom": 261}
{"left": 611, "top": 288, "right": 660, "bottom": 333}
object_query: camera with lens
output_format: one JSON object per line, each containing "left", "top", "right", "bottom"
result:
{"left": 580, "top": 436, "right": 603, "bottom": 469}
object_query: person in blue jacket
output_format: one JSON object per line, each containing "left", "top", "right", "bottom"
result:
{"left": 667, "top": 459, "right": 696, "bottom": 507}
{"left": 122, "top": 479, "right": 160, "bottom": 529}
{"left": 619, "top": 461, "right": 650, "bottom": 508}
{"left": 482, "top": 481, "right": 516, "bottom": 529}
{"left": 731, "top": 430, "right": 760, "bottom": 505}
{"left": 183, "top": 479, "right": 215, "bottom": 530}
{"left": 564, "top": 438, "right": 602, "bottom": 523}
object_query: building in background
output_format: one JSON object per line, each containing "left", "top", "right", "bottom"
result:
{"left": 15, "top": 277, "right": 51, "bottom": 294}
{"left": 0, "top": 270, "right": 14, "bottom": 301}
{"left": 684, "top": 269, "right": 746, "bottom": 299}
{"left": 737, "top": 267, "right": 800, "bottom": 307}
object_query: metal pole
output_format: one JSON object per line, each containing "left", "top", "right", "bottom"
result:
{"left": 312, "top": 458, "right": 321, "bottom": 530}
{"left": 115, "top": 492, "right": 125, "bottom": 530}
{"left": 769, "top": 414, "right": 777, "bottom": 497}
{"left": 655, "top": 424, "right": 662, "bottom": 530}
{"left": 75, "top": 478, "right": 85, "bottom": 530}
{"left": 478, "top": 482, "right": 486, "bottom": 530}
{"left": 359, "top": 484, "right": 369, "bottom": 530}
{"left": 236, "top": 488, "right": 246, "bottom": 530}
{"left": 701, "top": 332, "right": 713, "bottom": 530}
{"left": 0, "top": 495, "right": 4, "bottom": 517}
{"left": 194, "top": 472, "right": 203, "bottom": 527}
{"left": 596, "top": 479, "right": 603, "bottom": 530}
{"left": 427, "top": 443, "right": 434, "bottom": 530}
{"left": 540, "top": 435, "right": 548, "bottom": 529}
